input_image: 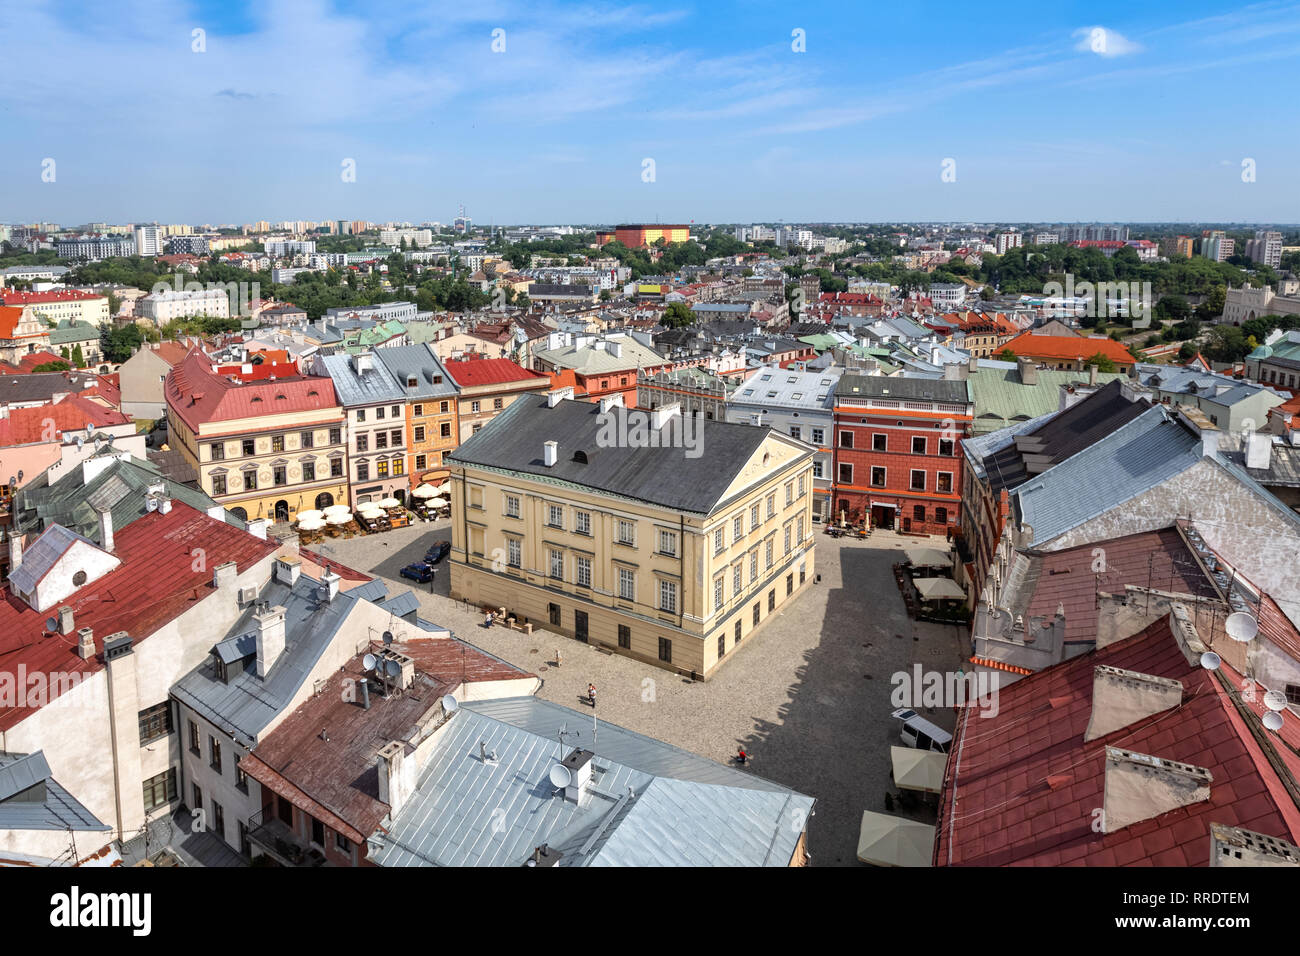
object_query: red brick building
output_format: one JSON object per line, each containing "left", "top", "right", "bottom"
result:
{"left": 831, "top": 375, "right": 973, "bottom": 535}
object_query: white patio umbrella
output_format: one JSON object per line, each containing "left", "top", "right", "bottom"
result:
{"left": 890, "top": 746, "right": 947, "bottom": 794}
{"left": 426, "top": 496, "right": 447, "bottom": 507}
{"left": 326, "top": 511, "right": 354, "bottom": 525}
{"left": 914, "top": 577, "right": 966, "bottom": 601}
{"left": 357, "top": 506, "right": 384, "bottom": 519}
{"left": 412, "top": 483, "right": 437, "bottom": 498}
{"left": 296, "top": 509, "right": 324, "bottom": 522}
{"left": 856, "top": 811, "right": 935, "bottom": 867}
{"left": 297, "top": 516, "right": 326, "bottom": 532}
{"left": 378, "top": 497, "right": 401, "bottom": 508}
{"left": 905, "top": 547, "right": 953, "bottom": 569}
{"left": 323, "top": 504, "right": 351, "bottom": 516}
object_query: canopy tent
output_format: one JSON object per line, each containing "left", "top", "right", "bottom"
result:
{"left": 856, "top": 811, "right": 935, "bottom": 867}
{"left": 905, "top": 547, "right": 953, "bottom": 569}
{"left": 914, "top": 577, "right": 966, "bottom": 601}
{"left": 890, "top": 746, "right": 947, "bottom": 793}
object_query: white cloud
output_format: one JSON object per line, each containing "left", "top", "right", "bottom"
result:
{"left": 1073, "top": 26, "right": 1143, "bottom": 58}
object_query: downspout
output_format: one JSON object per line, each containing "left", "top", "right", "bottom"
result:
{"left": 679, "top": 513, "right": 685, "bottom": 632}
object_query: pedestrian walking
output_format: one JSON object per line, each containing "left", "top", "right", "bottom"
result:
{"left": 587, "top": 683, "right": 596, "bottom": 708}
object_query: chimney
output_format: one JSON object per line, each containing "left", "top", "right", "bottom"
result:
{"left": 547, "top": 386, "right": 573, "bottom": 407}
{"left": 1210, "top": 823, "right": 1300, "bottom": 867}
{"left": 1016, "top": 356, "right": 1037, "bottom": 386}
{"left": 650, "top": 402, "right": 681, "bottom": 429}
{"left": 967, "top": 355, "right": 979, "bottom": 372}
{"left": 57, "top": 605, "right": 75, "bottom": 634}
{"left": 213, "top": 561, "right": 237, "bottom": 590}
{"left": 1245, "top": 432, "right": 1273, "bottom": 470}
{"left": 1083, "top": 665, "right": 1184, "bottom": 741}
{"left": 376, "top": 740, "right": 411, "bottom": 816}
{"left": 320, "top": 569, "right": 341, "bottom": 601}
{"left": 253, "top": 604, "right": 287, "bottom": 678}
{"left": 76, "top": 626, "right": 95, "bottom": 660}
{"left": 97, "top": 507, "right": 114, "bottom": 552}
{"left": 1101, "top": 747, "right": 1211, "bottom": 833}
{"left": 562, "top": 748, "right": 595, "bottom": 804}
{"left": 599, "top": 393, "right": 624, "bottom": 413}
{"left": 273, "top": 555, "right": 301, "bottom": 586}
{"left": 8, "top": 533, "right": 23, "bottom": 573}
{"left": 247, "top": 518, "right": 269, "bottom": 540}
{"left": 543, "top": 440, "right": 558, "bottom": 466}
{"left": 1089, "top": 363, "right": 1098, "bottom": 386}
{"left": 0, "top": 404, "right": 8, "bottom": 420}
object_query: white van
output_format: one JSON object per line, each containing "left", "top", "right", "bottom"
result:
{"left": 890, "top": 708, "right": 952, "bottom": 754}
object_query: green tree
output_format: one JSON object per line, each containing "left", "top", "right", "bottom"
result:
{"left": 71, "top": 344, "right": 85, "bottom": 367}
{"left": 661, "top": 301, "right": 695, "bottom": 328}
{"left": 1085, "top": 352, "right": 1118, "bottom": 373}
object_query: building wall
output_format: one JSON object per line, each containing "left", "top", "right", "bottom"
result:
{"left": 346, "top": 401, "right": 409, "bottom": 505}
{"left": 406, "top": 396, "right": 459, "bottom": 484}
{"left": 455, "top": 381, "right": 549, "bottom": 443}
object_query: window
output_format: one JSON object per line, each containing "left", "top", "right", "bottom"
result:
{"left": 209, "top": 736, "right": 222, "bottom": 774}
{"left": 470, "top": 400, "right": 481, "bottom": 413}
{"left": 659, "top": 579, "right": 677, "bottom": 613}
{"left": 376, "top": 460, "right": 389, "bottom": 479}
{"left": 871, "top": 466, "right": 886, "bottom": 487}
{"left": 142, "top": 768, "right": 176, "bottom": 812}
{"left": 910, "top": 470, "right": 926, "bottom": 491}
{"left": 138, "top": 702, "right": 172, "bottom": 746}
{"left": 872, "top": 433, "right": 887, "bottom": 452}
{"left": 768, "top": 589, "right": 776, "bottom": 612}
{"left": 356, "top": 434, "right": 369, "bottom": 453}
{"left": 658, "top": 637, "right": 672, "bottom": 663}
{"left": 376, "top": 406, "right": 385, "bottom": 420}
{"left": 733, "top": 514, "right": 744, "bottom": 540}
{"left": 618, "top": 624, "right": 631, "bottom": 649}
{"left": 549, "top": 549, "right": 564, "bottom": 580}
{"left": 493, "top": 397, "right": 503, "bottom": 410}
{"left": 735, "top": 619, "right": 743, "bottom": 643}
{"left": 838, "top": 462, "right": 853, "bottom": 483}
{"left": 329, "top": 427, "right": 342, "bottom": 445}
{"left": 718, "top": 634, "right": 726, "bottom": 659}
{"left": 303, "top": 461, "right": 315, "bottom": 482}
{"left": 789, "top": 426, "right": 801, "bottom": 441}
{"left": 765, "top": 538, "right": 774, "bottom": 569}
{"left": 766, "top": 494, "right": 775, "bottom": 519}
{"left": 812, "top": 460, "right": 823, "bottom": 478}
{"left": 548, "top": 603, "right": 561, "bottom": 626}
{"left": 911, "top": 436, "right": 926, "bottom": 455}
{"left": 375, "top": 431, "right": 388, "bottom": 450}
{"left": 749, "top": 550, "right": 758, "bottom": 582}
{"left": 784, "top": 525, "right": 792, "bottom": 554}
{"left": 300, "top": 431, "right": 314, "bottom": 449}
{"left": 617, "top": 519, "right": 636, "bottom": 546}
{"left": 939, "top": 438, "right": 954, "bottom": 456}
{"left": 753, "top": 603, "right": 761, "bottom": 626}
{"left": 811, "top": 427, "right": 824, "bottom": 445}
{"left": 618, "top": 568, "right": 636, "bottom": 600}
{"left": 413, "top": 404, "right": 423, "bottom": 416}
{"left": 336, "top": 832, "right": 352, "bottom": 854}
{"left": 391, "top": 406, "right": 400, "bottom": 419}
{"left": 242, "top": 438, "right": 255, "bottom": 456}
{"left": 575, "top": 555, "right": 591, "bottom": 588}
{"left": 733, "top": 563, "right": 742, "bottom": 595}
{"left": 415, "top": 454, "right": 427, "bottom": 470}
{"left": 840, "top": 431, "right": 853, "bottom": 448}
{"left": 440, "top": 401, "right": 449, "bottom": 414}
{"left": 356, "top": 409, "right": 366, "bottom": 422}
{"left": 213, "top": 801, "right": 225, "bottom": 838}
{"left": 391, "top": 429, "right": 402, "bottom": 447}
{"left": 575, "top": 511, "right": 591, "bottom": 535}
{"left": 272, "top": 434, "right": 285, "bottom": 452}
{"left": 394, "top": 458, "right": 405, "bottom": 476}
{"left": 797, "top": 474, "right": 806, "bottom": 497}
{"left": 713, "top": 527, "right": 725, "bottom": 555}
{"left": 330, "top": 458, "right": 344, "bottom": 478}
{"left": 236, "top": 766, "right": 248, "bottom": 793}
{"left": 414, "top": 425, "right": 425, "bottom": 442}
{"left": 356, "top": 462, "right": 368, "bottom": 482}
{"left": 507, "top": 538, "right": 521, "bottom": 568}
{"left": 274, "top": 466, "right": 286, "bottom": 486}
{"left": 1286, "top": 684, "right": 1300, "bottom": 706}
{"left": 936, "top": 506, "right": 948, "bottom": 523}
{"left": 913, "top": 505, "right": 926, "bottom": 522}
{"left": 787, "top": 573, "right": 794, "bottom": 596}
{"left": 210, "top": 442, "right": 225, "bottom": 461}
{"left": 547, "top": 504, "right": 563, "bottom": 528}
{"left": 504, "top": 494, "right": 520, "bottom": 518}
{"left": 440, "top": 422, "right": 451, "bottom": 438}
{"left": 936, "top": 472, "right": 953, "bottom": 494}
{"left": 714, "top": 576, "right": 724, "bottom": 609}
{"left": 188, "top": 720, "right": 200, "bottom": 754}
{"left": 211, "top": 474, "right": 227, "bottom": 497}
{"left": 192, "top": 783, "right": 203, "bottom": 813}
{"left": 750, "top": 503, "right": 760, "bottom": 528}
{"left": 658, "top": 529, "right": 677, "bottom": 556}
{"left": 312, "top": 817, "right": 325, "bottom": 847}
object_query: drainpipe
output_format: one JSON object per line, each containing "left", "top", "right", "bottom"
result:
{"left": 679, "top": 514, "right": 685, "bottom": 631}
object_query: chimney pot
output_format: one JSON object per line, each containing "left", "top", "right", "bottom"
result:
{"left": 76, "top": 626, "right": 95, "bottom": 660}
{"left": 543, "top": 440, "right": 558, "bottom": 466}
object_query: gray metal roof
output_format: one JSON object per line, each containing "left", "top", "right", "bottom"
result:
{"left": 368, "top": 697, "right": 813, "bottom": 867}
{"left": 731, "top": 366, "right": 842, "bottom": 411}
{"left": 317, "top": 352, "right": 406, "bottom": 407}
{"left": 836, "top": 374, "right": 971, "bottom": 403}
{"left": 8, "top": 524, "right": 102, "bottom": 596}
{"left": 449, "top": 396, "right": 795, "bottom": 515}
{"left": 374, "top": 344, "right": 459, "bottom": 400}
{"left": 170, "top": 575, "right": 375, "bottom": 746}
{"left": 0, "top": 752, "right": 109, "bottom": 833}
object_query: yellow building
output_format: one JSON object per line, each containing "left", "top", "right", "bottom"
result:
{"left": 165, "top": 349, "right": 349, "bottom": 524}
{"left": 615, "top": 224, "right": 691, "bottom": 248}
{"left": 447, "top": 393, "right": 817, "bottom": 677}
{"left": 374, "top": 344, "right": 461, "bottom": 486}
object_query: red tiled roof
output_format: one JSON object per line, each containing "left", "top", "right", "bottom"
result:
{"left": 8, "top": 351, "right": 66, "bottom": 372}
{"left": 935, "top": 614, "right": 1300, "bottom": 866}
{"left": 443, "top": 356, "right": 547, "bottom": 389}
{"left": 0, "top": 306, "right": 34, "bottom": 339}
{"left": 1002, "top": 332, "right": 1136, "bottom": 364}
{"left": 165, "top": 348, "right": 339, "bottom": 431}
{"left": 0, "top": 290, "right": 103, "bottom": 306}
{"left": 0, "top": 393, "right": 130, "bottom": 446}
{"left": 0, "top": 503, "right": 277, "bottom": 732}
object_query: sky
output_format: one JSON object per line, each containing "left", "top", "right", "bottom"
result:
{"left": 2, "top": 0, "right": 1299, "bottom": 226}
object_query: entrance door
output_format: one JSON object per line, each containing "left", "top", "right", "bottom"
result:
{"left": 315, "top": 492, "right": 334, "bottom": 510}
{"left": 872, "top": 505, "right": 895, "bottom": 530}
{"left": 274, "top": 500, "right": 290, "bottom": 523}
{"left": 548, "top": 603, "right": 561, "bottom": 626}
{"left": 574, "top": 610, "right": 588, "bottom": 643}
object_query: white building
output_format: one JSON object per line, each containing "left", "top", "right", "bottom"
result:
{"left": 379, "top": 228, "right": 433, "bottom": 248}
{"left": 995, "top": 232, "right": 1023, "bottom": 255}
{"left": 929, "top": 283, "right": 967, "bottom": 309}
{"left": 139, "top": 288, "right": 232, "bottom": 322}
{"left": 133, "top": 224, "right": 162, "bottom": 257}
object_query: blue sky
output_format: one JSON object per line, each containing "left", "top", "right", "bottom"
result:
{"left": 2, "top": 0, "right": 1298, "bottom": 225}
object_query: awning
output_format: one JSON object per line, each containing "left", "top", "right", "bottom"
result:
{"left": 914, "top": 577, "right": 965, "bottom": 600}
{"left": 856, "top": 811, "right": 935, "bottom": 867}
{"left": 890, "top": 746, "right": 947, "bottom": 793}
{"left": 905, "top": 547, "right": 953, "bottom": 568}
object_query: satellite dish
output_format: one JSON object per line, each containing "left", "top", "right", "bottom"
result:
{"left": 1199, "top": 651, "right": 1221, "bottom": 670}
{"left": 441, "top": 694, "right": 459, "bottom": 714}
{"left": 1263, "top": 711, "right": 1285, "bottom": 732}
{"left": 84, "top": 423, "right": 93, "bottom": 437}
{"left": 1225, "top": 612, "right": 1259, "bottom": 643}
{"left": 44, "top": 616, "right": 58, "bottom": 632}
{"left": 1264, "top": 689, "right": 1289, "bottom": 712}
{"left": 382, "top": 630, "right": 394, "bottom": 645}
{"left": 548, "top": 764, "right": 572, "bottom": 789}
{"left": 362, "top": 653, "right": 377, "bottom": 672}
{"left": 384, "top": 659, "right": 401, "bottom": 678}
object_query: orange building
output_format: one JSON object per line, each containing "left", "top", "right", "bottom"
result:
{"left": 614, "top": 223, "right": 691, "bottom": 248}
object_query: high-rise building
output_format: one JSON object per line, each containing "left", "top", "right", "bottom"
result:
{"left": 133, "top": 224, "right": 162, "bottom": 257}
{"left": 1245, "top": 230, "right": 1283, "bottom": 269}
{"left": 1201, "top": 230, "right": 1235, "bottom": 262}
{"left": 995, "top": 231, "right": 1023, "bottom": 254}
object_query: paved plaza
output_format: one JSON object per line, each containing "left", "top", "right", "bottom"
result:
{"left": 316, "top": 519, "right": 967, "bottom": 866}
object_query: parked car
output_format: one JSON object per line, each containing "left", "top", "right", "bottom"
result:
{"left": 424, "top": 540, "right": 452, "bottom": 564}
{"left": 890, "top": 708, "right": 952, "bottom": 753}
{"left": 399, "top": 562, "right": 435, "bottom": 583}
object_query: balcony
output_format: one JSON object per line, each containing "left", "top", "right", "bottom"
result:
{"left": 246, "top": 807, "right": 332, "bottom": 867}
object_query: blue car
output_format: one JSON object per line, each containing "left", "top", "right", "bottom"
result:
{"left": 400, "top": 562, "right": 435, "bottom": 583}
{"left": 424, "top": 540, "right": 452, "bottom": 564}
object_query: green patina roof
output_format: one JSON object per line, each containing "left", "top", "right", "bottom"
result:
{"left": 47, "top": 320, "right": 100, "bottom": 345}
{"left": 966, "top": 367, "right": 1126, "bottom": 434}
